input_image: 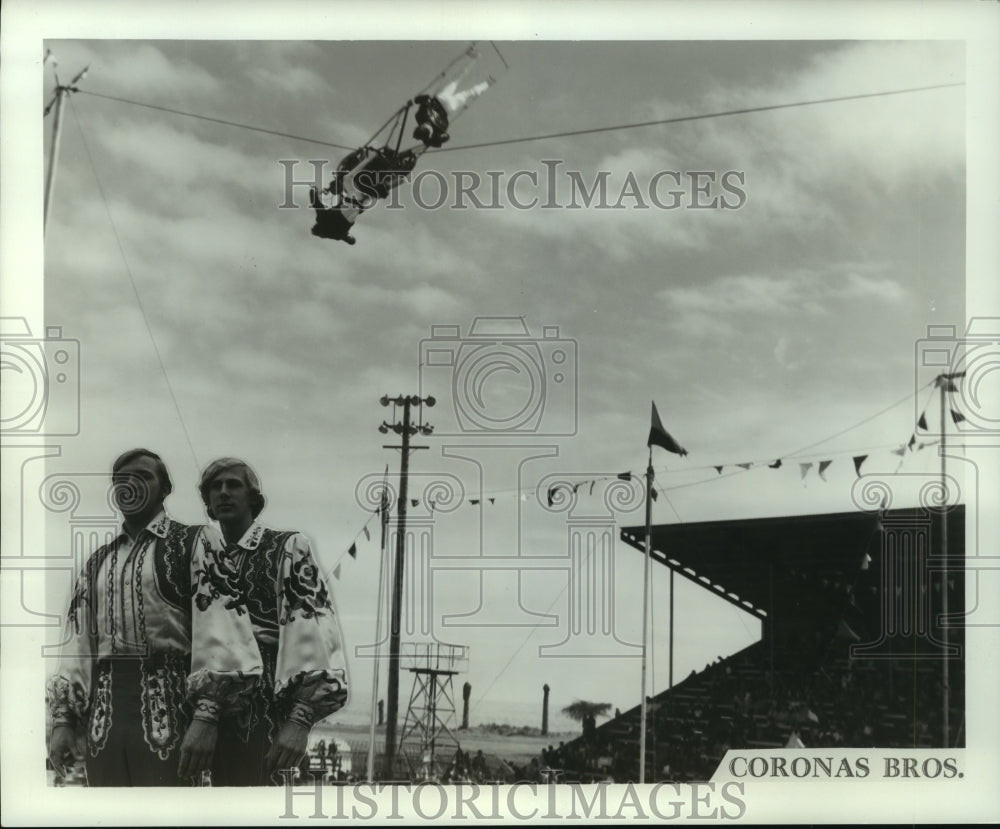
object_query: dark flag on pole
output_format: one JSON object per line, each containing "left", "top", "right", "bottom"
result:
{"left": 648, "top": 402, "right": 687, "bottom": 456}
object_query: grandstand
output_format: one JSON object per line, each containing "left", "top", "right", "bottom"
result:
{"left": 545, "top": 506, "right": 965, "bottom": 783}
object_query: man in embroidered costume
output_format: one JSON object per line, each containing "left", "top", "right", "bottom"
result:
{"left": 195, "top": 457, "right": 348, "bottom": 786}
{"left": 46, "top": 449, "right": 262, "bottom": 786}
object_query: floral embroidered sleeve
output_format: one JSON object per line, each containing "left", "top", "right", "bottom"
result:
{"left": 188, "top": 526, "right": 263, "bottom": 712}
{"left": 273, "top": 534, "right": 349, "bottom": 725}
{"left": 45, "top": 571, "right": 96, "bottom": 728}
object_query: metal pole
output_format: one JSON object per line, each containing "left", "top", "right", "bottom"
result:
{"left": 939, "top": 377, "right": 949, "bottom": 747}
{"left": 44, "top": 86, "right": 67, "bottom": 233}
{"left": 384, "top": 398, "right": 412, "bottom": 779}
{"left": 366, "top": 488, "right": 389, "bottom": 781}
{"left": 639, "top": 447, "right": 653, "bottom": 784}
{"left": 669, "top": 569, "right": 674, "bottom": 689}
{"left": 428, "top": 672, "right": 438, "bottom": 776}
{"left": 43, "top": 64, "right": 88, "bottom": 235}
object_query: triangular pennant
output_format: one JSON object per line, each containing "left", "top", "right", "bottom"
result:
{"left": 648, "top": 401, "right": 688, "bottom": 456}
{"left": 917, "top": 413, "right": 928, "bottom": 431}
{"left": 651, "top": 488, "right": 659, "bottom": 501}
{"left": 348, "top": 543, "right": 357, "bottom": 559}
{"left": 714, "top": 466, "right": 723, "bottom": 475}
{"left": 853, "top": 455, "right": 868, "bottom": 478}
{"left": 737, "top": 462, "right": 753, "bottom": 470}
{"left": 333, "top": 564, "right": 341, "bottom": 580}
{"left": 907, "top": 434, "right": 916, "bottom": 450}
{"left": 890, "top": 445, "right": 906, "bottom": 457}
{"left": 799, "top": 462, "right": 813, "bottom": 479}
{"left": 950, "top": 408, "right": 965, "bottom": 424}
{"left": 430, "top": 499, "right": 436, "bottom": 512}
{"left": 546, "top": 486, "right": 557, "bottom": 507}
{"left": 768, "top": 460, "right": 782, "bottom": 469}
{"left": 488, "top": 497, "right": 495, "bottom": 505}
{"left": 818, "top": 460, "right": 832, "bottom": 481}
{"left": 470, "top": 499, "right": 480, "bottom": 506}
{"left": 411, "top": 499, "right": 419, "bottom": 508}
{"left": 617, "top": 472, "right": 632, "bottom": 482}
{"left": 363, "top": 526, "right": 371, "bottom": 541}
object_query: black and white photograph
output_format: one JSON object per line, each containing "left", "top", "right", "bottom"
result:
{"left": 1, "top": 1, "right": 998, "bottom": 824}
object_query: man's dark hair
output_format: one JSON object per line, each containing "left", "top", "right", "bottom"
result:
{"left": 112, "top": 448, "right": 173, "bottom": 496}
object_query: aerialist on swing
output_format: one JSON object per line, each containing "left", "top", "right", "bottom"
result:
{"left": 309, "top": 91, "right": 451, "bottom": 245}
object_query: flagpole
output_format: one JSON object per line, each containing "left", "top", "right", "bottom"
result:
{"left": 938, "top": 376, "right": 949, "bottom": 748}
{"left": 639, "top": 445, "right": 653, "bottom": 784}
{"left": 669, "top": 569, "right": 674, "bottom": 690}
{"left": 366, "top": 486, "right": 390, "bottom": 781}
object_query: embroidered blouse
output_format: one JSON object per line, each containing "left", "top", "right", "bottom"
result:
{"left": 46, "top": 512, "right": 262, "bottom": 726}
{"left": 192, "top": 521, "right": 349, "bottom": 725}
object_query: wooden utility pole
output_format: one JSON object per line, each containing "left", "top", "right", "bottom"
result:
{"left": 379, "top": 394, "right": 434, "bottom": 779}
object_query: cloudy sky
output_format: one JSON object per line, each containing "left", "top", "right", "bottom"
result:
{"left": 4, "top": 4, "right": 995, "bottom": 745}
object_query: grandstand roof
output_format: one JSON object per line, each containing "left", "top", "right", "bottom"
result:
{"left": 620, "top": 506, "right": 964, "bottom": 619}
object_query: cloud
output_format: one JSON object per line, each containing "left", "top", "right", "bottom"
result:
{"left": 836, "top": 271, "right": 906, "bottom": 304}
{"left": 247, "top": 63, "right": 329, "bottom": 96}
{"left": 658, "top": 271, "right": 826, "bottom": 317}
{"left": 90, "top": 116, "right": 269, "bottom": 197}
{"left": 47, "top": 41, "right": 222, "bottom": 99}
{"left": 629, "top": 41, "right": 964, "bottom": 237}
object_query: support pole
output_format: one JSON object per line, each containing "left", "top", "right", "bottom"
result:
{"left": 939, "top": 377, "right": 949, "bottom": 747}
{"left": 366, "top": 484, "right": 390, "bottom": 782}
{"left": 43, "top": 64, "right": 88, "bottom": 235}
{"left": 379, "top": 395, "right": 433, "bottom": 779}
{"left": 43, "top": 86, "right": 66, "bottom": 233}
{"left": 639, "top": 447, "right": 653, "bottom": 784}
{"left": 669, "top": 569, "right": 675, "bottom": 689}
{"left": 384, "top": 400, "right": 411, "bottom": 779}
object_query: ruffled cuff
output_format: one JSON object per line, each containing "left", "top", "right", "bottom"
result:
{"left": 275, "top": 669, "right": 348, "bottom": 723}
{"left": 187, "top": 669, "right": 260, "bottom": 709}
{"left": 46, "top": 675, "right": 88, "bottom": 727}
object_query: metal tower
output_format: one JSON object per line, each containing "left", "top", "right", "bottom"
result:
{"left": 396, "top": 642, "right": 469, "bottom": 781}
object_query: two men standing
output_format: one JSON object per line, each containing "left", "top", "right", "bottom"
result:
{"left": 46, "top": 450, "right": 348, "bottom": 787}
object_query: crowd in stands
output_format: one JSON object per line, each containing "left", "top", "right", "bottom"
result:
{"left": 529, "top": 639, "right": 963, "bottom": 783}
